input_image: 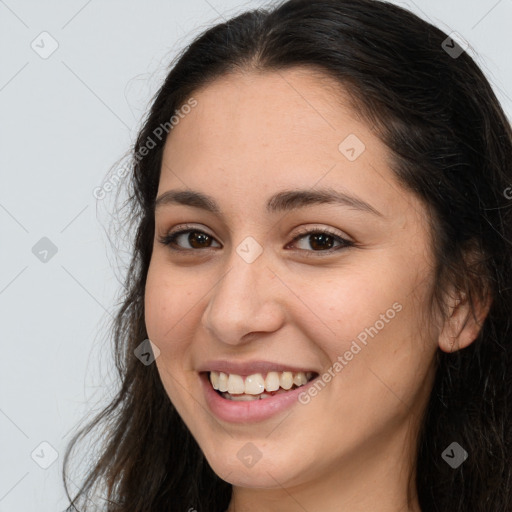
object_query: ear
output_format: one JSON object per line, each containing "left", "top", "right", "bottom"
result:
{"left": 438, "top": 289, "right": 492, "bottom": 353}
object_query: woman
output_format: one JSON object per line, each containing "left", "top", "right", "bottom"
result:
{"left": 63, "top": 0, "right": 512, "bottom": 510}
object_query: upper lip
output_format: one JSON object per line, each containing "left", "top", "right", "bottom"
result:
{"left": 197, "top": 360, "right": 319, "bottom": 377}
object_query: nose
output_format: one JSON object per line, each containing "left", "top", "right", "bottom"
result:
{"left": 201, "top": 247, "right": 285, "bottom": 346}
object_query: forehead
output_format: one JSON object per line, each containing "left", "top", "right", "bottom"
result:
{"left": 168, "top": 68, "right": 360, "bottom": 154}
{"left": 158, "top": 67, "right": 420, "bottom": 223}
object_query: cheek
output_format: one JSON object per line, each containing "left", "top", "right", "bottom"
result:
{"left": 321, "top": 282, "right": 436, "bottom": 430}
{"left": 144, "top": 263, "right": 194, "bottom": 406}
{"left": 144, "top": 259, "right": 191, "bottom": 343}
{"left": 144, "top": 259, "right": 205, "bottom": 396}
{"left": 302, "top": 261, "right": 411, "bottom": 341}
{"left": 306, "top": 256, "right": 436, "bottom": 390}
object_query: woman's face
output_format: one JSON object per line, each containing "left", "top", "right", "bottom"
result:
{"left": 145, "top": 68, "right": 440, "bottom": 492}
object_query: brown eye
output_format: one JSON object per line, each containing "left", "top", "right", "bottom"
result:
{"left": 288, "top": 229, "right": 354, "bottom": 256}
{"left": 159, "top": 229, "right": 221, "bottom": 251}
{"left": 299, "top": 232, "right": 335, "bottom": 251}
{"left": 185, "top": 231, "right": 214, "bottom": 249}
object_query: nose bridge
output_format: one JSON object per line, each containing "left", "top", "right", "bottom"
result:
{"left": 202, "top": 240, "right": 283, "bottom": 345}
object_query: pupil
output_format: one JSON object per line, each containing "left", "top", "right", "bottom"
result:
{"left": 190, "top": 232, "right": 210, "bottom": 248}
{"left": 311, "top": 233, "right": 333, "bottom": 250}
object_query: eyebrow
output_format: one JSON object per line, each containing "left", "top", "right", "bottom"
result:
{"left": 154, "top": 187, "right": 383, "bottom": 217}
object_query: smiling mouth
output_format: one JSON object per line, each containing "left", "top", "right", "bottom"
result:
{"left": 207, "top": 370, "right": 318, "bottom": 401}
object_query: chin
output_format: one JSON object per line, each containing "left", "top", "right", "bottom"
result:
{"left": 203, "top": 447, "right": 304, "bottom": 489}
{"left": 214, "top": 464, "right": 291, "bottom": 489}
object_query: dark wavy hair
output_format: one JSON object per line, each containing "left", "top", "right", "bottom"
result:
{"left": 62, "top": 0, "right": 512, "bottom": 510}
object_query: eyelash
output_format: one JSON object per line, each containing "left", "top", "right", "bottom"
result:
{"left": 157, "top": 224, "right": 354, "bottom": 257}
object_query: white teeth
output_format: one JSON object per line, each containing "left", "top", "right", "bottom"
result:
{"left": 211, "top": 371, "right": 220, "bottom": 390}
{"left": 227, "top": 374, "right": 245, "bottom": 394}
{"left": 244, "top": 374, "right": 265, "bottom": 395}
{"left": 210, "top": 371, "right": 228, "bottom": 391}
{"left": 293, "top": 372, "right": 308, "bottom": 386}
{"left": 228, "top": 393, "right": 260, "bottom": 401}
{"left": 280, "top": 371, "right": 294, "bottom": 390}
{"left": 218, "top": 372, "right": 228, "bottom": 392}
{"left": 264, "top": 371, "right": 281, "bottom": 392}
{"left": 209, "top": 370, "right": 313, "bottom": 395}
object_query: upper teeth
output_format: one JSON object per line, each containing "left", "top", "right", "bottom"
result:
{"left": 209, "top": 371, "right": 314, "bottom": 395}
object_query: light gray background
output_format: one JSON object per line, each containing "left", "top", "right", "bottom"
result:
{"left": 1, "top": 1, "right": 511, "bottom": 511}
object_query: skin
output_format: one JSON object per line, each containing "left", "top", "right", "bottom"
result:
{"left": 144, "top": 67, "right": 487, "bottom": 512}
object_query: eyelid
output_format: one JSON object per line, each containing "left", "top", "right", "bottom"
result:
{"left": 290, "top": 224, "right": 354, "bottom": 243}
{"left": 158, "top": 223, "right": 220, "bottom": 248}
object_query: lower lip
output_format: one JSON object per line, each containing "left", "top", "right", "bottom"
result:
{"left": 200, "top": 372, "right": 318, "bottom": 423}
